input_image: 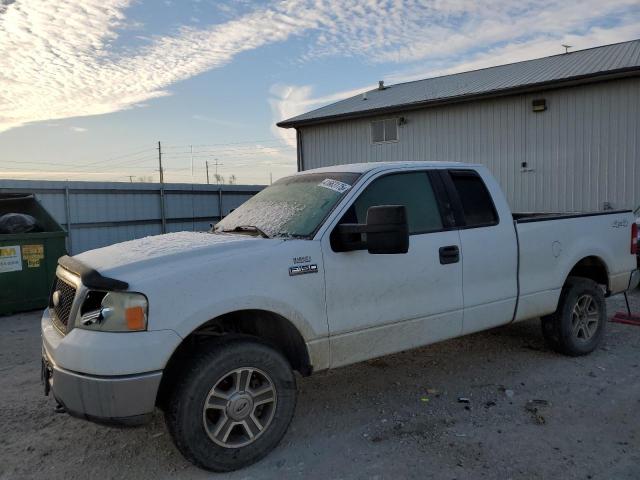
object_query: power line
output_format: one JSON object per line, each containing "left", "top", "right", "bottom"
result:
{"left": 162, "top": 138, "right": 288, "bottom": 149}
{"left": 161, "top": 145, "right": 295, "bottom": 156}
{"left": 162, "top": 148, "right": 296, "bottom": 160}
{"left": 71, "top": 146, "right": 156, "bottom": 169}
{"left": 0, "top": 138, "right": 295, "bottom": 183}
{"left": 0, "top": 149, "right": 157, "bottom": 170}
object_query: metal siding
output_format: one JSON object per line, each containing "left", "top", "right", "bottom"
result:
{"left": 0, "top": 181, "right": 264, "bottom": 254}
{"left": 300, "top": 77, "right": 640, "bottom": 213}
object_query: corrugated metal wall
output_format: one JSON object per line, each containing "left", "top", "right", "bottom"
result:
{"left": 0, "top": 180, "right": 263, "bottom": 254}
{"left": 299, "top": 77, "right": 640, "bottom": 213}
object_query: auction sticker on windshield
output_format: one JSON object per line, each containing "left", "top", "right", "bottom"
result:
{"left": 319, "top": 178, "right": 351, "bottom": 194}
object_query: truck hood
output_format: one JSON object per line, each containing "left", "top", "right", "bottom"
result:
{"left": 73, "top": 231, "right": 272, "bottom": 279}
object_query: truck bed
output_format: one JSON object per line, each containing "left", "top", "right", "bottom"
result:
{"left": 512, "top": 208, "right": 635, "bottom": 322}
{"left": 513, "top": 210, "right": 632, "bottom": 222}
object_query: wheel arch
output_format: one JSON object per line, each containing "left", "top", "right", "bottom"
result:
{"left": 157, "top": 309, "right": 312, "bottom": 409}
{"left": 564, "top": 255, "right": 610, "bottom": 291}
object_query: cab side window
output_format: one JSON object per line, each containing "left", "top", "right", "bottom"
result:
{"left": 448, "top": 170, "right": 498, "bottom": 227}
{"left": 347, "top": 172, "right": 443, "bottom": 234}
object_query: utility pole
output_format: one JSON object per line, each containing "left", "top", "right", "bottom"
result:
{"left": 206, "top": 160, "right": 210, "bottom": 184}
{"left": 157, "top": 141, "right": 164, "bottom": 184}
{"left": 212, "top": 158, "right": 223, "bottom": 184}
{"left": 190, "top": 145, "right": 194, "bottom": 184}
{"left": 157, "top": 141, "right": 166, "bottom": 233}
{"left": 128, "top": 175, "right": 134, "bottom": 183}
{"left": 270, "top": 172, "right": 273, "bottom": 185}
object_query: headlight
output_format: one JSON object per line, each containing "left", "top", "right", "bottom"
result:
{"left": 76, "top": 291, "right": 148, "bottom": 332}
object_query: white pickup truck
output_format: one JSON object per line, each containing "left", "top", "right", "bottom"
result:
{"left": 41, "top": 161, "right": 639, "bottom": 471}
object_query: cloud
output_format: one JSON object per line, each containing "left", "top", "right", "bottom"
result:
{"left": 303, "top": 0, "right": 640, "bottom": 65}
{"left": 385, "top": 22, "right": 640, "bottom": 84}
{"left": 70, "top": 126, "right": 88, "bottom": 133}
{"left": 0, "top": 0, "right": 319, "bottom": 133}
{"left": 1, "top": 0, "right": 638, "bottom": 136}
{"left": 269, "top": 8, "right": 640, "bottom": 145}
{"left": 269, "top": 83, "right": 367, "bottom": 147}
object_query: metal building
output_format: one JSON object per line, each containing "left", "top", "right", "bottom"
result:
{"left": 278, "top": 40, "right": 640, "bottom": 212}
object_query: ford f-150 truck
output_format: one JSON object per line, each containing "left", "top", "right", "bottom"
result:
{"left": 41, "top": 161, "right": 639, "bottom": 471}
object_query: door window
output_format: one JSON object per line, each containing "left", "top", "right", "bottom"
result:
{"left": 345, "top": 172, "right": 443, "bottom": 234}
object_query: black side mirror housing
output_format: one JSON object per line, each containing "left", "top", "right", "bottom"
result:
{"left": 334, "top": 205, "right": 409, "bottom": 254}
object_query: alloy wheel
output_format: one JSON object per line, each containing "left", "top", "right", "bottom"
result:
{"left": 570, "top": 294, "right": 600, "bottom": 342}
{"left": 202, "top": 367, "right": 277, "bottom": 448}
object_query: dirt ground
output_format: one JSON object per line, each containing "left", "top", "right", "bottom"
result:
{"left": 1, "top": 292, "right": 639, "bottom": 480}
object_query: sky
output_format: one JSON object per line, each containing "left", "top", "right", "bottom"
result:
{"left": 0, "top": 0, "right": 639, "bottom": 185}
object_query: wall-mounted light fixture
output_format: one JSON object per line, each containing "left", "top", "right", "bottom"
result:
{"left": 520, "top": 161, "right": 535, "bottom": 173}
{"left": 398, "top": 116, "right": 408, "bottom": 126}
{"left": 532, "top": 99, "right": 547, "bottom": 112}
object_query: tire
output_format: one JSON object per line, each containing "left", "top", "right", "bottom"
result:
{"left": 165, "top": 336, "right": 297, "bottom": 472}
{"left": 540, "top": 276, "right": 607, "bottom": 356}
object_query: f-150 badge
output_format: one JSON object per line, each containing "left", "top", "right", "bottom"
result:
{"left": 289, "top": 264, "right": 318, "bottom": 276}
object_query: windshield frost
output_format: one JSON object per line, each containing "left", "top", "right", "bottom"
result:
{"left": 214, "top": 172, "right": 360, "bottom": 238}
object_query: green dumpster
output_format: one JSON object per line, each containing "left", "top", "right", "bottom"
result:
{"left": 0, "top": 193, "right": 67, "bottom": 315}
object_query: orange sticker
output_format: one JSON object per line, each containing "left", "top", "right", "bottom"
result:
{"left": 22, "top": 244, "right": 44, "bottom": 268}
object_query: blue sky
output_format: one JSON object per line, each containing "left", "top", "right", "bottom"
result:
{"left": 0, "top": 0, "right": 639, "bottom": 184}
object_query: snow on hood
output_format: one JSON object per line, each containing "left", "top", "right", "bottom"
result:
{"left": 74, "top": 231, "right": 261, "bottom": 274}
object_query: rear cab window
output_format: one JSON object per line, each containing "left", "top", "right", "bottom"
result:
{"left": 446, "top": 170, "right": 499, "bottom": 228}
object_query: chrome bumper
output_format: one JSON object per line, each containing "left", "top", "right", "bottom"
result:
{"left": 42, "top": 349, "right": 161, "bottom": 426}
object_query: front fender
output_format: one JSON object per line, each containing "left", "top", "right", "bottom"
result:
{"left": 174, "top": 295, "right": 320, "bottom": 342}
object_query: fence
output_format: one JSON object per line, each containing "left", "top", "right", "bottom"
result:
{"left": 0, "top": 180, "right": 264, "bottom": 255}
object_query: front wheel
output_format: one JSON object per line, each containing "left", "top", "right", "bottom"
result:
{"left": 541, "top": 276, "right": 607, "bottom": 356}
{"left": 165, "top": 337, "right": 297, "bottom": 471}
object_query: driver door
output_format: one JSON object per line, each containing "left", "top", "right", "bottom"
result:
{"left": 321, "top": 170, "right": 464, "bottom": 368}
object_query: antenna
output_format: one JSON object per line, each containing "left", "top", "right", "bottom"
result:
{"left": 562, "top": 44, "right": 572, "bottom": 54}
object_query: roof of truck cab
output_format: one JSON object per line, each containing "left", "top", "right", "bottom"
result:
{"left": 298, "top": 161, "right": 480, "bottom": 175}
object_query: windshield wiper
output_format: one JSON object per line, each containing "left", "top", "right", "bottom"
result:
{"left": 222, "top": 225, "right": 270, "bottom": 239}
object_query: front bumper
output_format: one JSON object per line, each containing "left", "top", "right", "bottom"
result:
{"left": 41, "top": 307, "right": 181, "bottom": 426}
{"left": 42, "top": 349, "right": 161, "bottom": 426}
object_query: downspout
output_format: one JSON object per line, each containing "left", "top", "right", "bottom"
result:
{"left": 296, "top": 128, "right": 304, "bottom": 172}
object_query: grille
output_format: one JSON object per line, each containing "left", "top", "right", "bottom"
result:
{"left": 50, "top": 276, "right": 77, "bottom": 332}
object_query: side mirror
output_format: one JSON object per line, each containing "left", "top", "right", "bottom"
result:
{"left": 335, "top": 205, "right": 409, "bottom": 254}
{"left": 365, "top": 205, "right": 409, "bottom": 254}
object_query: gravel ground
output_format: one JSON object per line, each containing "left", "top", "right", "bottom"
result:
{"left": 1, "top": 291, "right": 639, "bottom": 480}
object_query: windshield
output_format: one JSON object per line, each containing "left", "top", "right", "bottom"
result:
{"left": 214, "top": 172, "right": 360, "bottom": 238}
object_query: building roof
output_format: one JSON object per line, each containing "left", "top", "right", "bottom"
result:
{"left": 278, "top": 39, "right": 640, "bottom": 128}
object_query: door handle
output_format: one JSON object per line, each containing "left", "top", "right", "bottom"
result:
{"left": 439, "top": 245, "right": 460, "bottom": 265}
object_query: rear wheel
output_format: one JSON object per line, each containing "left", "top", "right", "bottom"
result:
{"left": 541, "top": 277, "right": 607, "bottom": 356}
{"left": 165, "top": 337, "right": 297, "bottom": 471}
